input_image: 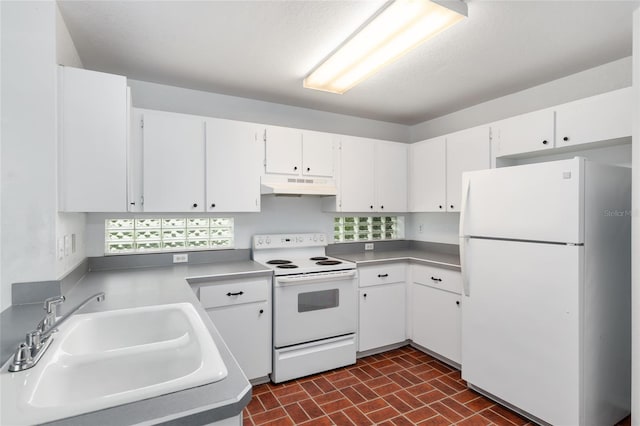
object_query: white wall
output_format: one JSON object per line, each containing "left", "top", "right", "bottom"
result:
{"left": 1, "top": 1, "right": 59, "bottom": 310}
{"left": 631, "top": 8, "right": 639, "bottom": 425}
{"left": 410, "top": 57, "right": 632, "bottom": 142}
{"left": 128, "top": 79, "right": 410, "bottom": 143}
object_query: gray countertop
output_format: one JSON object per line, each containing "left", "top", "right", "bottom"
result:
{"left": 1, "top": 259, "right": 271, "bottom": 426}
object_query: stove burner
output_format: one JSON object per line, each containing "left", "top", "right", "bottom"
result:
{"left": 277, "top": 264, "right": 299, "bottom": 269}
{"left": 316, "top": 260, "right": 342, "bottom": 266}
{"left": 267, "top": 259, "right": 292, "bottom": 265}
{"left": 310, "top": 256, "right": 328, "bottom": 261}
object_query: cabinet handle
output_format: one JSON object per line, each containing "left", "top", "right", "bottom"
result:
{"left": 542, "top": 140, "right": 548, "bottom": 145}
{"left": 378, "top": 273, "right": 389, "bottom": 278}
{"left": 130, "top": 202, "right": 136, "bottom": 206}
{"left": 226, "top": 291, "right": 244, "bottom": 296}
{"left": 193, "top": 203, "right": 198, "bottom": 208}
{"left": 563, "top": 136, "right": 569, "bottom": 142}
{"left": 439, "top": 205, "right": 443, "bottom": 209}
{"left": 259, "top": 309, "right": 264, "bottom": 314}
{"left": 431, "top": 276, "right": 442, "bottom": 282}
{"left": 456, "top": 301, "right": 460, "bottom": 306}
{"left": 363, "top": 293, "right": 367, "bottom": 298}
{"left": 380, "top": 205, "right": 384, "bottom": 210}
{"left": 294, "top": 166, "right": 298, "bottom": 171}
{"left": 450, "top": 204, "right": 454, "bottom": 209}
{"left": 307, "top": 167, "right": 311, "bottom": 172}
{"left": 211, "top": 203, "right": 216, "bottom": 208}
{"left": 370, "top": 205, "right": 374, "bottom": 209}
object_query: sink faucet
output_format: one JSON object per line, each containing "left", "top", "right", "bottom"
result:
{"left": 8, "top": 292, "right": 105, "bottom": 372}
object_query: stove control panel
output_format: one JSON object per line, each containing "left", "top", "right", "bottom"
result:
{"left": 253, "top": 233, "right": 326, "bottom": 249}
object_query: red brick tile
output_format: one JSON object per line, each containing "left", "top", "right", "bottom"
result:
{"left": 391, "top": 415, "right": 416, "bottom": 426}
{"left": 312, "top": 377, "right": 337, "bottom": 393}
{"left": 451, "top": 389, "right": 481, "bottom": 404}
{"left": 275, "top": 390, "right": 307, "bottom": 406}
{"left": 251, "top": 407, "right": 288, "bottom": 425}
{"left": 457, "top": 414, "right": 493, "bottom": 426}
{"left": 253, "top": 384, "right": 272, "bottom": 395}
{"left": 360, "top": 364, "right": 384, "bottom": 378}
{"left": 400, "top": 354, "right": 424, "bottom": 366}
{"left": 406, "top": 382, "right": 435, "bottom": 396}
{"left": 488, "top": 405, "right": 529, "bottom": 425}
{"left": 408, "top": 363, "right": 437, "bottom": 375}
{"left": 479, "top": 408, "right": 517, "bottom": 426}
{"left": 429, "top": 378, "right": 458, "bottom": 395}
{"left": 373, "top": 382, "right": 403, "bottom": 396}
{"left": 430, "top": 361, "right": 455, "bottom": 374}
{"left": 352, "top": 382, "right": 380, "bottom": 400}
{"left": 357, "top": 397, "right": 390, "bottom": 413}
{"left": 328, "top": 410, "right": 356, "bottom": 426}
{"left": 417, "top": 368, "right": 445, "bottom": 381}
{"left": 367, "top": 406, "right": 401, "bottom": 423}
{"left": 326, "top": 369, "right": 354, "bottom": 381}
{"left": 332, "top": 376, "right": 361, "bottom": 389}
{"left": 617, "top": 416, "right": 632, "bottom": 426}
{"left": 259, "top": 417, "right": 294, "bottom": 426}
{"left": 272, "top": 383, "right": 304, "bottom": 398}
{"left": 379, "top": 363, "right": 405, "bottom": 375}
{"left": 341, "top": 386, "right": 366, "bottom": 404}
{"left": 299, "top": 398, "right": 325, "bottom": 419}
{"left": 388, "top": 372, "right": 413, "bottom": 387}
{"left": 313, "top": 390, "right": 343, "bottom": 405}
{"left": 370, "top": 359, "right": 395, "bottom": 369}
{"left": 299, "top": 416, "right": 333, "bottom": 426}
{"left": 465, "top": 396, "right": 495, "bottom": 411}
{"left": 417, "top": 414, "right": 451, "bottom": 426}
{"left": 247, "top": 397, "right": 266, "bottom": 415}
{"left": 364, "top": 376, "right": 393, "bottom": 388}
{"left": 405, "top": 405, "right": 438, "bottom": 423}
{"left": 438, "top": 374, "right": 468, "bottom": 392}
{"left": 397, "top": 369, "right": 423, "bottom": 384}
{"left": 243, "top": 415, "right": 255, "bottom": 426}
{"left": 394, "top": 389, "right": 424, "bottom": 409}
{"left": 350, "top": 367, "right": 374, "bottom": 381}
{"left": 343, "top": 407, "right": 374, "bottom": 425}
{"left": 283, "top": 403, "right": 310, "bottom": 424}
{"left": 378, "top": 421, "right": 395, "bottom": 426}
{"left": 441, "top": 397, "right": 474, "bottom": 418}
{"left": 300, "top": 381, "right": 324, "bottom": 397}
{"left": 319, "top": 397, "right": 352, "bottom": 413}
{"left": 430, "top": 401, "right": 464, "bottom": 423}
{"left": 382, "top": 394, "right": 413, "bottom": 413}
{"left": 417, "top": 389, "right": 447, "bottom": 405}
{"left": 389, "top": 356, "right": 415, "bottom": 368}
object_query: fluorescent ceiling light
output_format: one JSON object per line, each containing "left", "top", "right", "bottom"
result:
{"left": 304, "top": 0, "right": 467, "bottom": 94}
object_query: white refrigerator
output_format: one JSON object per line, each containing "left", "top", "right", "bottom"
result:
{"left": 459, "top": 157, "right": 631, "bottom": 426}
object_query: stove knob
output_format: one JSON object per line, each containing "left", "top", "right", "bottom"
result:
{"left": 313, "top": 235, "right": 318, "bottom": 242}
{"left": 257, "top": 238, "right": 263, "bottom": 245}
{"left": 265, "top": 237, "right": 271, "bottom": 245}
{"left": 319, "top": 235, "right": 325, "bottom": 242}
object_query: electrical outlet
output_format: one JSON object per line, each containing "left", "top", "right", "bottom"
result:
{"left": 418, "top": 224, "right": 424, "bottom": 234}
{"left": 64, "top": 235, "right": 71, "bottom": 257}
{"left": 173, "top": 253, "right": 189, "bottom": 263}
{"left": 365, "top": 243, "right": 374, "bottom": 251}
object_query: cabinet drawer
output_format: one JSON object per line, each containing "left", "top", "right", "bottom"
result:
{"left": 412, "top": 264, "right": 462, "bottom": 295}
{"left": 359, "top": 263, "right": 406, "bottom": 287}
{"left": 199, "top": 278, "right": 270, "bottom": 308}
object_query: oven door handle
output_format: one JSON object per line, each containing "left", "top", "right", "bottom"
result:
{"left": 276, "top": 270, "right": 357, "bottom": 285}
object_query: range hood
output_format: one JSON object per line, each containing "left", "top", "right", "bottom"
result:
{"left": 260, "top": 176, "right": 337, "bottom": 196}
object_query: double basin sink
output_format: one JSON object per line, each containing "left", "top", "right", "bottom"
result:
{"left": 1, "top": 302, "right": 228, "bottom": 425}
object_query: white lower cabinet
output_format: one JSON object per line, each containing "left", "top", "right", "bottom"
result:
{"left": 197, "top": 277, "right": 271, "bottom": 381}
{"left": 357, "top": 263, "right": 407, "bottom": 352}
{"left": 411, "top": 264, "right": 462, "bottom": 365}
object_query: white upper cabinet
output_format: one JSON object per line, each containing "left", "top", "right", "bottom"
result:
{"left": 302, "top": 130, "right": 334, "bottom": 177}
{"left": 142, "top": 111, "right": 205, "bottom": 212}
{"left": 555, "top": 87, "right": 632, "bottom": 148}
{"left": 408, "top": 137, "right": 446, "bottom": 212}
{"left": 263, "top": 126, "right": 335, "bottom": 178}
{"left": 205, "top": 118, "right": 261, "bottom": 212}
{"left": 492, "top": 109, "right": 555, "bottom": 157}
{"left": 264, "top": 126, "right": 302, "bottom": 175}
{"left": 376, "top": 141, "right": 408, "bottom": 212}
{"left": 58, "top": 66, "right": 129, "bottom": 212}
{"left": 339, "top": 136, "right": 376, "bottom": 212}
{"left": 445, "top": 127, "right": 491, "bottom": 212}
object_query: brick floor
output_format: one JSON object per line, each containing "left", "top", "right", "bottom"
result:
{"left": 243, "top": 346, "right": 540, "bottom": 425}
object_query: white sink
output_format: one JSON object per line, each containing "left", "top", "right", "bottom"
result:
{"left": 1, "top": 303, "right": 228, "bottom": 425}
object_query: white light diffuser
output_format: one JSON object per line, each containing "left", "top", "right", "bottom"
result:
{"left": 304, "top": 0, "right": 467, "bottom": 94}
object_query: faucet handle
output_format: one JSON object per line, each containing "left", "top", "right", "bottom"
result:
{"left": 26, "top": 330, "right": 42, "bottom": 349}
{"left": 44, "top": 295, "right": 65, "bottom": 314}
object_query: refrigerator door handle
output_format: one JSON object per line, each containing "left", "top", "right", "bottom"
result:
{"left": 459, "top": 176, "right": 471, "bottom": 238}
{"left": 460, "top": 236, "right": 470, "bottom": 296}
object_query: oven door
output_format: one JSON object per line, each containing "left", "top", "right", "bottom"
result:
{"left": 273, "top": 269, "right": 357, "bottom": 348}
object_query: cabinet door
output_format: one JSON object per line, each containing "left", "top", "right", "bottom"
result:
{"left": 207, "top": 302, "right": 271, "bottom": 380}
{"left": 493, "top": 109, "right": 554, "bottom": 157}
{"left": 445, "top": 127, "right": 491, "bottom": 212}
{"left": 142, "top": 111, "right": 205, "bottom": 212}
{"left": 408, "top": 137, "right": 446, "bottom": 212}
{"left": 302, "top": 130, "right": 334, "bottom": 177}
{"left": 206, "top": 119, "right": 260, "bottom": 212}
{"left": 339, "top": 136, "right": 376, "bottom": 212}
{"left": 375, "top": 141, "right": 407, "bottom": 212}
{"left": 412, "top": 283, "right": 461, "bottom": 364}
{"left": 58, "top": 66, "right": 128, "bottom": 212}
{"left": 555, "top": 87, "right": 632, "bottom": 148}
{"left": 358, "top": 283, "right": 406, "bottom": 352}
{"left": 264, "top": 126, "right": 302, "bottom": 175}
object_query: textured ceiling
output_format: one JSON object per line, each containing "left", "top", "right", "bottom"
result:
{"left": 57, "top": 0, "right": 637, "bottom": 125}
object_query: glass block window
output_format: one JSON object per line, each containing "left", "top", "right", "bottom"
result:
{"left": 105, "top": 218, "right": 234, "bottom": 254}
{"left": 334, "top": 216, "right": 404, "bottom": 242}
